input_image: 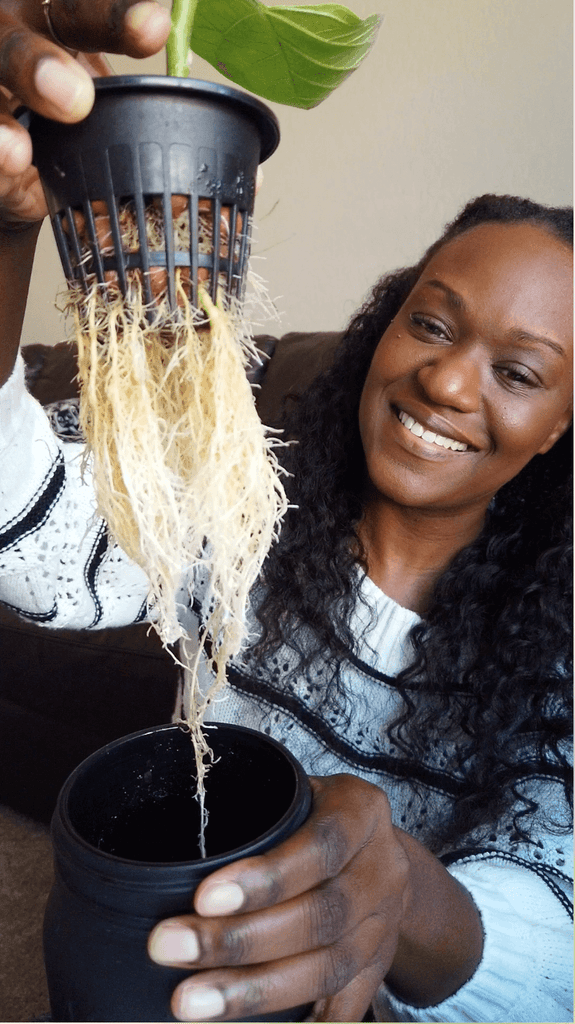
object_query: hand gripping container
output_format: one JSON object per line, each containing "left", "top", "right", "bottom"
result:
{"left": 28, "top": 76, "right": 280, "bottom": 311}
{"left": 43, "top": 722, "right": 312, "bottom": 1022}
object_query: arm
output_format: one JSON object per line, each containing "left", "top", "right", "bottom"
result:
{"left": 0, "top": 0, "right": 171, "bottom": 625}
{"left": 0, "top": 221, "right": 40, "bottom": 387}
{"left": 384, "top": 855, "right": 573, "bottom": 1022}
{"left": 385, "top": 826, "right": 483, "bottom": 1007}
{"left": 0, "top": 344, "right": 152, "bottom": 628}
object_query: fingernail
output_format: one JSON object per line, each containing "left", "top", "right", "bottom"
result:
{"left": 0, "top": 126, "right": 28, "bottom": 170}
{"left": 125, "top": 1, "right": 171, "bottom": 38}
{"left": 34, "top": 58, "right": 93, "bottom": 118}
{"left": 149, "top": 921, "right": 200, "bottom": 964}
{"left": 176, "top": 985, "right": 226, "bottom": 1021}
{"left": 198, "top": 881, "right": 244, "bottom": 915}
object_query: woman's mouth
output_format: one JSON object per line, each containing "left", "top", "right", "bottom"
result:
{"left": 397, "top": 410, "right": 469, "bottom": 451}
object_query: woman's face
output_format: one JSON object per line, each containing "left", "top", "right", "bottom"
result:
{"left": 358, "top": 221, "right": 573, "bottom": 515}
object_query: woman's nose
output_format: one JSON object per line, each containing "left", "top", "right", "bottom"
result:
{"left": 417, "top": 348, "right": 482, "bottom": 413}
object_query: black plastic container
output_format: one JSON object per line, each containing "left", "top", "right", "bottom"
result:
{"left": 29, "top": 76, "right": 280, "bottom": 309}
{"left": 43, "top": 722, "right": 312, "bottom": 1022}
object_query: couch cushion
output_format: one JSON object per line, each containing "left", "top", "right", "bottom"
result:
{"left": 21, "top": 331, "right": 344, "bottom": 425}
{"left": 22, "top": 341, "right": 79, "bottom": 405}
{"left": 0, "top": 602, "right": 179, "bottom": 823}
{"left": 255, "top": 331, "right": 343, "bottom": 427}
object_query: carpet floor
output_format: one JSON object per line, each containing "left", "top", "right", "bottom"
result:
{"left": 0, "top": 805, "right": 52, "bottom": 1022}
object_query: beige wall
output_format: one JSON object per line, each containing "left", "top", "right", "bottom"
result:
{"left": 22, "top": 0, "right": 572, "bottom": 344}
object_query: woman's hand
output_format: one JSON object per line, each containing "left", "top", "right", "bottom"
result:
{"left": 0, "top": 0, "right": 170, "bottom": 385}
{"left": 149, "top": 774, "right": 484, "bottom": 1022}
{"left": 149, "top": 775, "right": 411, "bottom": 1022}
{"left": 0, "top": 0, "right": 171, "bottom": 226}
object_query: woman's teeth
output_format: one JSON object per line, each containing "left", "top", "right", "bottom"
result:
{"left": 398, "top": 410, "right": 468, "bottom": 451}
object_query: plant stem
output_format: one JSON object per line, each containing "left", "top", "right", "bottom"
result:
{"left": 167, "top": 0, "right": 199, "bottom": 77}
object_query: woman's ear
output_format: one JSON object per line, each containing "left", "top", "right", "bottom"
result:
{"left": 537, "top": 407, "right": 573, "bottom": 455}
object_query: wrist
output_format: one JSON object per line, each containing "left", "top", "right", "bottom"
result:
{"left": 385, "top": 827, "right": 483, "bottom": 1008}
{"left": 0, "top": 220, "right": 42, "bottom": 387}
{"left": 0, "top": 225, "right": 42, "bottom": 247}
{"left": 0, "top": 217, "right": 43, "bottom": 239}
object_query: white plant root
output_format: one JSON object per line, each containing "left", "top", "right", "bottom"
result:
{"left": 63, "top": 202, "right": 287, "bottom": 854}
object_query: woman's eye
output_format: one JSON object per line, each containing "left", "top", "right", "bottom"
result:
{"left": 496, "top": 364, "right": 539, "bottom": 389}
{"left": 409, "top": 314, "right": 448, "bottom": 339}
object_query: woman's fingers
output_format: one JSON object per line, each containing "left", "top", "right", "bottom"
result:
{"left": 309, "top": 960, "right": 390, "bottom": 1023}
{"left": 0, "top": 1, "right": 169, "bottom": 227}
{"left": 0, "top": 90, "right": 46, "bottom": 221}
{"left": 0, "top": 162, "right": 46, "bottom": 222}
{"left": 148, "top": 776, "right": 377, "bottom": 973}
{"left": 0, "top": 1, "right": 170, "bottom": 125}
{"left": 75, "top": 51, "right": 114, "bottom": 78}
{"left": 168, "top": 916, "right": 390, "bottom": 1022}
{"left": 150, "top": 885, "right": 351, "bottom": 970}
{"left": 0, "top": 111, "right": 32, "bottom": 177}
{"left": 28, "top": 0, "right": 171, "bottom": 59}
{"left": 194, "top": 775, "right": 388, "bottom": 917}
{"left": 148, "top": 772, "right": 404, "bottom": 948}
{"left": 0, "top": 16, "right": 95, "bottom": 123}
{"left": 149, "top": 823, "right": 400, "bottom": 971}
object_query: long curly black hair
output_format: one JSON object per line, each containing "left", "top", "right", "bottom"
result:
{"left": 252, "top": 194, "right": 573, "bottom": 850}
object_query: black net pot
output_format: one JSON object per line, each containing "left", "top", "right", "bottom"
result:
{"left": 28, "top": 76, "right": 280, "bottom": 310}
{"left": 43, "top": 722, "right": 312, "bottom": 1022}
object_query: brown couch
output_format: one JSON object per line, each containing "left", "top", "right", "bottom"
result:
{"left": 0, "top": 331, "right": 342, "bottom": 823}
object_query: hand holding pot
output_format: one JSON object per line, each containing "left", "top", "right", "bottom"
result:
{"left": 150, "top": 774, "right": 405, "bottom": 1022}
{"left": 149, "top": 773, "right": 484, "bottom": 1022}
{"left": 0, "top": 0, "right": 170, "bottom": 225}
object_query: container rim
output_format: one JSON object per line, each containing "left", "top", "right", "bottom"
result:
{"left": 54, "top": 722, "right": 311, "bottom": 875}
{"left": 92, "top": 75, "right": 281, "bottom": 163}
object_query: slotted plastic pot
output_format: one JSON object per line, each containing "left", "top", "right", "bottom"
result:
{"left": 43, "top": 722, "right": 312, "bottom": 1022}
{"left": 28, "top": 76, "right": 280, "bottom": 310}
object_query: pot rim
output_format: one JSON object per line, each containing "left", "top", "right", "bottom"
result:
{"left": 91, "top": 75, "right": 280, "bottom": 163}
{"left": 54, "top": 722, "right": 311, "bottom": 875}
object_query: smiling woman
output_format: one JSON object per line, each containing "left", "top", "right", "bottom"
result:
{"left": 251, "top": 194, "right": 572, "bottom": 818}
{"left": 225, "top": 194, "right": 573, "bottom": 1019}
{"left": 0, "top": 190, "right": 572, "bottom": 1022}
{"left": 357, "top": 220, "right": 572, "bottom": 553}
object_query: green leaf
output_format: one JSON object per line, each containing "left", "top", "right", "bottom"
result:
{"left": 187, "top": 0, "right": 382, "bottom": 108}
